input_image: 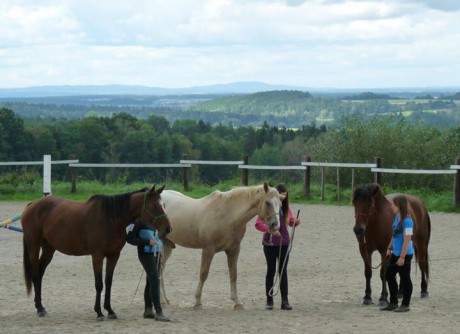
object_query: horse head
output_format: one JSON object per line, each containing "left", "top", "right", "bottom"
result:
{"left": 351, "top": 183, "right": 381, "bottom": 241}
{"left": 258, "top": 182, "right": 281, "bottom": 233}
{"left": 143, "top": 185, "right": 172, "bottom": 237}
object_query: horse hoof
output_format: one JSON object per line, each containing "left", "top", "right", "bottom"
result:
{"left": 107, "top": 313, "right": 118, "bottom": 320}
{"left": 96, "top": 315, "right": 105, "bottom": 321}
{"left": 234, "top": 303, "right": 244, "bottom": 310}
{"left": 37, "top": 310, "right": 47, "bottom": 317}
{"left": 193, "top": 304, "right": 203, "bottom": 310}
{"left": 378, "top": 300, "right": 388, "bottom": 308}
{"left": 362, "top": 298, "right": 373, "bottom": 306}
{"left": 421, "top": 291, "right": 429, "bottom": 298}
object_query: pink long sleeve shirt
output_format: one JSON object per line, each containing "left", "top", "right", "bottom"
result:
{"left": 255, "top": 209, "right": 295, "bottom": 246}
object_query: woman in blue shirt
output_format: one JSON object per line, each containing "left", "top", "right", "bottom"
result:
{"left": 380, "top": 195, "right": 414, "bottom": 313}
{"left": 127, "top": 220, "right": 170, "bottom": 321}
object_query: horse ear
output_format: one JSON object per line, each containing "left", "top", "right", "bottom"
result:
{"left": 147, "top": 184, "right": 156, "bottom": 196}
{"left": 157, "top": 185, "right": 165, "bottom": 194}
{"left": 368, "top": 183, "right": 380, "bottom": 197}
{"left": 263, "top": 182, "right": 269, "bottom": 193}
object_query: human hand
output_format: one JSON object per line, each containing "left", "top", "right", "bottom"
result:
{"left": 396, "top": 256, "right": 405, "bottom": 266}
{"left": 149, "top": 239, "right": 157, "bottom": 246}
{"left": 294, "top": 219, "right": 300, "bottom": 226}
{"left": 272, "top": 230, "right": 281, "bottom": 238}
{"left": 386, "top": 249, "right": 391, "bottom": 257}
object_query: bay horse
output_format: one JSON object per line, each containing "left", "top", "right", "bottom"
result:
{"left": 21, "top": 185, "right": 171, "bottom": 320}
{"left": 160, "top": 182, "right": 281, "bottom": 310}
{"left": 352, "top": 183, "right": 430, "bottom": 306}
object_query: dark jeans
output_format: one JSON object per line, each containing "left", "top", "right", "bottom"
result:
{"left": 138, "top": 252, "right": 162, "bottom": 312}
{"left": 263, "top": 245, "right": 290, "bottom": 301}
{"left": 385, "top": 254, "right": 413, "bottom": 306}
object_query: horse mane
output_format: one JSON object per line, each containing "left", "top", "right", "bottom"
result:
{"left": 88, "top": 187, "right": 149, "bottom": 221}
{"left": 211, "top": 184, "right": 267, "bottom": 201}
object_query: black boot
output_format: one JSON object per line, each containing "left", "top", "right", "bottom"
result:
{"left": 143, "top": 307, "right": 155, "bottom": 319}
{"left": 281, "top": 298, "right": 292, "bottom": 310}
{"left": 266, "top": 297, "right": 273, "bottom": 310}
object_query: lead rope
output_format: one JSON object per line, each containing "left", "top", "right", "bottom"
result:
{"left": 269, "top": 210, "right": 299, "bottom": 297}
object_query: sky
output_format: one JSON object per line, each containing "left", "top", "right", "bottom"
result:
{"left": 1, "top": 0, "right": 460, "bottom": 89}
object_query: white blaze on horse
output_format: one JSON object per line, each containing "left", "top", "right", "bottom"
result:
{"left": 160, "top": 182, "right": 281, "bottom": 310}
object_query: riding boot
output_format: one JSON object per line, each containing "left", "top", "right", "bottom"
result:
{"left": 155, "top": 309, "right": 170, "bottom": 322}
{"left": 266, "top": 296, "right": 273, "bottom": 310}
{"left": 143, "top": 307, "right": 155, "bottom": 319}
{"left": 281, "top": 297, "right": 292, "bottom": 310}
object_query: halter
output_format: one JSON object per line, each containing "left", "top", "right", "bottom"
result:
{"left": 142, "top": 191, "right": 168, "bottom": 222}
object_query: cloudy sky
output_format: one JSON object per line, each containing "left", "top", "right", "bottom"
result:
{"left": 1, "top": 0, "right": 460, "bottom": 89}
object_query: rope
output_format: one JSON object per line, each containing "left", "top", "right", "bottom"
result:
{"left": 269, "top": 210, "right": 299, "bottom": 297}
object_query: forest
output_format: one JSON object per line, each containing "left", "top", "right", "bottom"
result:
{"left": 0, "top": 91, "right": 458, "bottom": 194}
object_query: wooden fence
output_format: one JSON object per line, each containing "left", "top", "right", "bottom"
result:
{"left": 2, "top": 155, "right": 460, "bottom": 206}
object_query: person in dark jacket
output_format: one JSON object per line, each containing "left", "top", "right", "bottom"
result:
{"left": 126, "top": 220, "right": 170, "bottom": 321}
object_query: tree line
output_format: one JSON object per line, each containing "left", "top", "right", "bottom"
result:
{"left": 0, "top": 107, "right": 459, "bottom": 193}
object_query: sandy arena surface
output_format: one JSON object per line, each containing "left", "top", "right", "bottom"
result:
{"left": 0, "top": 201, "right": 459, "bottom": 334}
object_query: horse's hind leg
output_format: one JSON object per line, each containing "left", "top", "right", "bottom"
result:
{"left": 103, "top": 253, "right": 120, "bottom": 320}
{"left": 226, "top": 245, "right": 244, "bottom": 310}
{"left": 34, "top": 241, "right": 56, "bottom": 316}
{"left": 194, "top": 249, "right": 215, "bottom": 310}
{"left": 416, "top": 246, "right": 429, "bottom": 298}
{"left": 91, "top": 254, "right": 105, "bottom": 320}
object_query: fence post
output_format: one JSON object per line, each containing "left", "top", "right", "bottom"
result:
{"left": 241, "top": 155, "right": 248, "bottom": 186}
{"left": 182, "top": 154, "right": 189, "bottom": 191}
{"left": 455, "top": 157, "right": 460, "bottom": 206}
{"left": 43, "top": 155, "right": 51, "bottom": 196}
{"left": 70, "top": 167, "right": 77, "bottom": 193}
{"left": 303, "top": 155, "right": 311, "bottom": 197}
{"left": 320, "top": 167, "right": 325, "bottom": 200}
{"left": 374, "top": 157, "right": 381, "bottom": 185}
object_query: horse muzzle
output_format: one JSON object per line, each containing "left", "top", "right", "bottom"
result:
{"left": 353, "top": 225, "right": 365, "bottom": 237}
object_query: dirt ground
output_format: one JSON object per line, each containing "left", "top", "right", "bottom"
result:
{"left": 0, "top": 201, "right": 459, "bottom": 334}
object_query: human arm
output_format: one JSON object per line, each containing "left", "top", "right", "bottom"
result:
{"left": 126, "top": 222, "right": 151, "bottom": 247}
{"left": 386, "top": 239, "right": 394, "bottom": 257}
{"left": 255, "top": 216, "right": 281, "bottom": 237}
{"left": 397, "top": 218, "right": 413, "bottom": 266}
{"left": 287, "top": 209, "right": 300, "bottom": 227}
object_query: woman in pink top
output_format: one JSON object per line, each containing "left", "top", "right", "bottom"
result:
{"left": 255, "top": 183, "right": 300, "bottom": 310}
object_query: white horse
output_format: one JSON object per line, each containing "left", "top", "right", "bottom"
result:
{"left": 160, "top": 182, "right": 281, "bottom": 310}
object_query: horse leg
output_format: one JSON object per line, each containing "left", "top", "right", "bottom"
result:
{"left": 416, "top": 246, "right": 429, "bottom": 298}
{"left": 359, "top": 246, "right": 373, "bottom": 305}
{"left": 103, "top": 253, "right": 120, "bottom": 320}
{"left": 225, "top": 245, "right": 244, "bottom": 310}
{"left": 378, "top": 252, "right": 389, "bottom": 307}
{"left": 25, "top": 239, "right": 47, "bottom": 316}
{"left": 34, "top": 241, "right": 56, "bottom": 316}
{"left": 160, "top": 245, "right": 173, "bottom": 305}
{"left": 194, "top": 249, "right": 215, "bottom": 310}
{"left": 91, "top": 254, "right": 105, "bottom": 320}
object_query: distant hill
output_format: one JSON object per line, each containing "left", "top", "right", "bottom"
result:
{"left": 1, "top": 82, "right": 459, "bottom": 99}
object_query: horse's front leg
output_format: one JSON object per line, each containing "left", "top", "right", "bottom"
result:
{"left": 378, "top": 251, "right": 389, "bottom": 307}
{"left": 194, "top": 249, "right": 215, "bottom": 310}
{"left": 91, "top": 254, "right": 105, "bottom": 321}
{"left": 103, "top": 253, "right": 120, "bottom": 320}
{"left": 225, "top": 245, "right": 243, "bottom": 310}
{"left": 160, "top": 245, "right": 173, "bottom": 305}
{"left": 359, "top": 244, "right": 373, "bottom": 305}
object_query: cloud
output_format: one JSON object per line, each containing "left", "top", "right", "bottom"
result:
{"left": 0, "top": 0, "right": 459, "bottom": 88}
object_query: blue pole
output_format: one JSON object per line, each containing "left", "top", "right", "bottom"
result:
{"left": 3, "top": 225, "right": 23, "bottom": 233}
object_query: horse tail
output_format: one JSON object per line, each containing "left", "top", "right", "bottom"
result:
{"left": 23, "top": 237, "right": 32, "bottom": 295}
{"left": 425, "top": 212, "right": 431, "bottom": 280}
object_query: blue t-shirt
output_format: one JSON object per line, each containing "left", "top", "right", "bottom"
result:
{"left": 139, "top": 228, "right": 163, "bottom": 253}
{"left": 392, "top": 214, "right": 414, "bottom": 256}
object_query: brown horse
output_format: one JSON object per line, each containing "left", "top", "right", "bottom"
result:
{"left": 21, "top": 185, "right": 171, "bottom": 320}
{"left": 352, "top": 183, "right": 430, "bottom": 306}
